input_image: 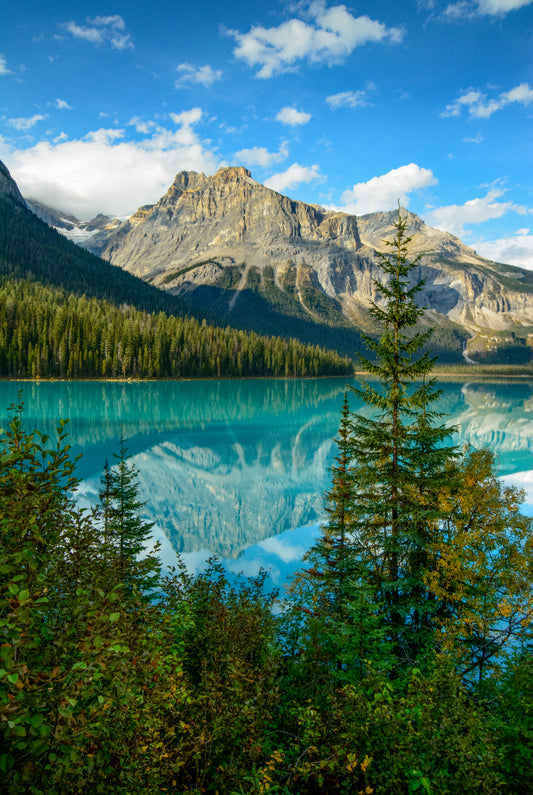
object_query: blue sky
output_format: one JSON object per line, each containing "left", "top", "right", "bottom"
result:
{"left": 1, "top": 0, "right": 532, "bottom": 268}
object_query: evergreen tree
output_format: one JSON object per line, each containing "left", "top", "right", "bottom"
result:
{"left": 321, "top": 391, "right": 354, "bottom": 629}
{"left": 346, "top": 209, "right": 458, "bottom": 666}
{"left": 297, "top": 209, "right": 458, "bottom": 677}
{"left": 97, "top": 435, "right": 160, "bottom": 595}
{"left": 298, "top": 392, "right": 384, "bottom": 680}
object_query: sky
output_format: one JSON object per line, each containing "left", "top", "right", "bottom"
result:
{"left": 1, "top": 0, "right": 532, "bottom": 269}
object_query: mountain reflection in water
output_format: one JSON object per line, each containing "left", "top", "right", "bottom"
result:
{"left": 1, "top": 378, "right": 532, "bottom": 583}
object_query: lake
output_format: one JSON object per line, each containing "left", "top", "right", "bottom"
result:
{"left": 1, "top": 377, "right": 532, "bottom": 589}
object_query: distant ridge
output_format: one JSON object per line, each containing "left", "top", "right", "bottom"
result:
{"left": 4, "top": 161, "right": 533, "bottom": 364}
{"left": 84, "top": 166, "right": 533, "bottom": 364}
{"left": 0, "top": 159, "right": 353, "bottom": 380}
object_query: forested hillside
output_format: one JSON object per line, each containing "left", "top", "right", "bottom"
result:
{"left": 0, "top": 277, "right": 352, "bottom": 379}
{"left": 0, "top": 176, "right": 353, "bottom": 378}
{"left": 0, "top": 198, "right": 189, "bottom": 317}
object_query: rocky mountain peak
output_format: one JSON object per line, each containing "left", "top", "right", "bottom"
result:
{"left": 6, "top": 156, "right": 531, "bottom": 363}
{"left": 85, "top": 167, "right": 532, "bottom": 362}
{"left": 170, "top": 170, "right": 209, "bottom": 193}
{"left": 213, "top": 166, "right": 253, "bottom": 183}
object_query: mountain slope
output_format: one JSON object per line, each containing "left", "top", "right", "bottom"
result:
{"left": 85, "top": 167, "right": 533, "bottom": 364}
{"left": 0, "top": 159, "right": 352, "bottom": 379}
{"left": 26, "top": 199, "right": 122, "bottom": 246}
{"left": 0, "top": 161, "right": 190, "bottom": 316}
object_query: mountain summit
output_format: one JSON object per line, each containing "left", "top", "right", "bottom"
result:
{"left": 5, "top": 162, "right": 532, "bottom": 363}
{"left": 82, "top": 166, "right": 532, "bottom": 362}
{"left": 0, "top": 161, "right": 26, "bottom": 207}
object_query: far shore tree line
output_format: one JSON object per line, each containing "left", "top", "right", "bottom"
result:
{"left": 0, "top": 277, "right": 352, "bottom": 379}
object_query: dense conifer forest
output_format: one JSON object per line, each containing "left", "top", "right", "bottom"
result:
{"left": 0, "top": 196, "right": 353, "bottom": 379}
{"left": 0, "top": 198, "right": 187, "bottom": 316}
{"left": 0, "top": 277, "right": 352, "bottom": 379}
{"left": 1, "top": 211, "right": 532, "bottom": 793}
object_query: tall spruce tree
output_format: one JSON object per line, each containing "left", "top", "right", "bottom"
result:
{"left": 349, "top": 208, "right": 458, "bottom": 666}
{"left": 299, "top": 392, "right": 385, "bottom": 679}
{"left": 301, "top": 208, "right": 458, "bottom": 677}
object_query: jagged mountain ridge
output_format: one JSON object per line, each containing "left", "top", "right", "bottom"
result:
{"left": 82, "top": 166, "right": 533, "bottom": 362}
{"left": 6, "top": 160, "right": 533, "bottom": 362}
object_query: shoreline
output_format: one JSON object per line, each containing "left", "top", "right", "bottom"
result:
{"left": 1, "top": 367, "right": 532, "bottom": 384}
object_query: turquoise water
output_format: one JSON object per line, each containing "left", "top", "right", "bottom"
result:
{"left": 1, "top": 378, "right": 532, "bottom": 587}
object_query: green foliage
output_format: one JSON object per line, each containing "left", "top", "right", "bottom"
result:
{"left": 0, "top": 275, "right": 353, "bottom": 379}
{"left": 0, "top": 395, "right": 532, "bottom": 792}
{"left": 0, "top": 194, "right": 354, "bottom": 378}
{"left": 296, "top": 210, "right": 460, "bottom": 680}
{"left": 157, "top": 560, "right": 282, "bottom": 794}
{"left": 426, "top": 447, "right": 533, "bottom": 681}
{"left": 97, "top": 436, "right": 160, "bottom": 594}
{"left": 0, "top": 197, "right": 186, "bottom": 316}
{"left": 491, "top": 650, "right": 533, "bottom": 791}
{"left": 285, "top": 209, "right": 533, "bottom": 793}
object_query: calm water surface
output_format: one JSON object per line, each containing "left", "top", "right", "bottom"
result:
{"left": 1, "top": 378, "right": 532, "bottom": 588}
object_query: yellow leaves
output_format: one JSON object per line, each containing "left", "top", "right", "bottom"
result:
{"left": 346, "top": 751, "right": 358, "bottom": 773}
{"left": 361, "top": 754, "right": 372, "bottom": 773}
{"left": 347, "top": 753, "right": 373, "bottom": 784}
{"left": 269, "top": 749, "right": 284, "bottom": 765}
{"left": 498, "top": 600, "right": 513, "bottom": 619}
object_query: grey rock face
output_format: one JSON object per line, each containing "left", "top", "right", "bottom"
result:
{"left": 89, "top": 167, "right": 533, "bottom": 338}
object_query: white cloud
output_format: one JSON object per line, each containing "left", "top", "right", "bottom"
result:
{"left": 275, "top": 107, "right": 311, "bottom": 126}
{"left": 427, "top": 189, "right": 527, "bottom": 237}
{"left": 443, "top": 1, "right": 473, "bottom": 16}
{"left": 2, "top": 112, "right": 219, "bottom": 219}
{"left": 469, "top": 230, "right": 533, "bottom": 270}
{"left": 128, "top": 117, "right": 156, "bottom": 134}
{"left": 234, "top": 142, "right": 289, "bottom": 168}
{"left": 63, "top": 22, "right": 101, "bottom": 43}
{"left": 441, "top": 82, "right": 533, "bottom": 119}
{"left": 228, "top": 1, "right": 403, "bottom": 78}
{"left": 477, "top": 0, "right": 532, "bottom": 11}
{"left": 84, "top": 128, "right": 125, "bottom": 144}
{"left": 264, "top": 163, "right": 322, "bottom": 193}
{"left": 8, "top": 114, "right": 48, "bottom": 131}
{"left": 91, "top": 15, "right": 126, "bottom": 28}
{"left": 337, "top": 163, "right": 437, "bottom": 215}
{"left": 258, "top": 535, "right": 307, "bottom": 564}
{"left": 444, "top": 0, "right": 532, "bottom": 16}
{"left": 169, "top": 108, "right": 203, "bottom": 126}
{"left": 55, "top": 98, "right": 72, "bottom": 110}
{"left": 501, "top": 83, "right": 533, "bottom": 104}
{"left": 0, "top": 55, "right": 10, "bottom": 75}
{"left": 501, "top": 470, "right": 533, "bottom": 502}
{"left": 174, "top": 63, "right": 222, "bottom": 88}
{"left": 62, "top": 15, "right": 133, "bottom": 50}
{"left": 325, "top": 90, "right": 370, "bottom": 109}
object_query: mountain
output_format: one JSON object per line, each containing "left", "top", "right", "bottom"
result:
{"left": 78, "top": 166, "right": 533, "bottom": 364}
{"left": 26, "top": 199, "right": 122, "bottom": 246}
{"left": 0, "top": 160, "right": 26, "bottom": 206}
{"left": 0, "top": 160, "right": 191, "bottom": 316}
{"left": 0, "top": 159, "right": 352, "bottom": 380}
